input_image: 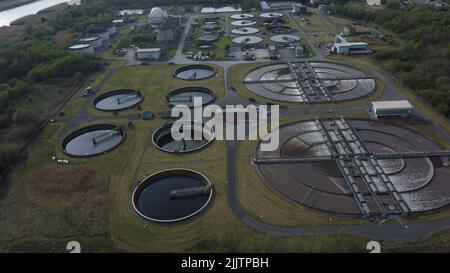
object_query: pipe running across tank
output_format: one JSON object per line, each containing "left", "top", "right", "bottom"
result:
{"left": 91, "top": 126, "right": 121, "bottom": 145}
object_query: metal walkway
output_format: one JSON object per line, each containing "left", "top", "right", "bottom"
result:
{"left": 170, "top": 185, "right": 211, "bottom": 198}
{"left": 92, "top": 126, "right": 121, "bottom": 145}
{"left": 253, "top": 118, "right": 450, "bottom": 218}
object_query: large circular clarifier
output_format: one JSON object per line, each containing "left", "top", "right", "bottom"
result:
{"left": 62, "top": 124, "right": 125, "bottom": 157}
{"left": 243, "top": 62, "right": 376, "bottom": 103}
{"left": 260, "top": 12, "right": 283, "bottom": 19}
{"left": 231, "top": 20, "right": 256, "bottom": 27}
{"left": 132, "top": 169, "right": 213, "bottom": 222}
{"left": 173, "top": 65, "right": 216, "bottom": 80}
{"left": 166, "top": 87, "right": 215, "bottom": 107}
{"left": 231, "top": 27, "right": 259, "bottom": 35}
{"left": 270, "top": 34, "right": 301, "bottom": 43}
{"left": 254, "top": 119, "right": 449, "bottom": 215}
{"left": 198, "top": 34, "right": 218, "bottom": 43}
{"left": 230, "top": 13, "right": 254, "bottom": 20}
{"left": 152, "top": 122, "right": 214, "bottom": 153}
{"left": 93, "top": 89, "right": 143, "bottom": 111}
{"left": 232, "top": 36, "right": 263, "bottom": 45}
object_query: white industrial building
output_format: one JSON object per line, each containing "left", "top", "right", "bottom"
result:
{"left": 135, "top": 48, "right": 162, "bottom": 60}
{"left": 260, "top": 1, "right": 307, "bottom": 13}
{"left": 68, "top": 44, "right": 95, "bottom": 55}
{"left": 367, "top": 0, "right": 381, "bottom": 6}
{"left": 370, "top": 100, "right": 413, "bottom": 119}
{"left": 79, "top": 36, "right": 102, "bottom": 48}
{"left": 147, "top": 7, "right": 182, "bottom": 42}
{"left": 112, "top": 18, "right": 125, "bottom": 24}
{"left": 332, "top": 42, "right": 371, "bottom": 55}
{"left": 148, "top": 7, "right": 168, "bottom": 25}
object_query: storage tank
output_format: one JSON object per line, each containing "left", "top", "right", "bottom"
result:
{"left": 68, "top": 44, "right": 95, "bottom": 55}
{"left": 79, "top": 36, "right": 102, "bottom": 48}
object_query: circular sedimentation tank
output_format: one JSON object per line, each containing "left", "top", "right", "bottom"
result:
{"left": 259, "top": 12, "right": 283, "bottom": 19}
{"left": 231, "top": 19, "right": 256, "bottom": 27}
{"left": 68, "top": 43, "right": 94, "bottom": 55}
{"left": 255, "top": 119, "right": 450, "bottom": 215}
{"left": 243, "top": 61, "right": 376, "bottom": 103}
{"left": 166, "top": 87, "right": 215, "bottom": 107}
{"left": 152, "top": 122, "right": 215, "bottom": 153}
{"left": 79, "top": 36, "right": 102, "bottom": 48}
{"left": 93, "top": 89, "right": 143, "bottom": 111}
{"left": 201, "top": 24, "right": 219, "bottom": 31}
{"left": 230, "top": 13, "right": 254, "bottom": 20}
{"left": 231, "top": 27, "right": 259, "bottom": 35}
{"left": 269, "top": 34, "right": 301, "bottom": 43}
{"left": 198, "top": 34, "right": 219, "bottom": 43}
{"left": 62, "top": 124, "right": 125, "bottom": 157}
{"left": 173, "top": 65, "right": 216, "bottom": 80}
{"left": 132, "top": 169, "right": 213, "bottom": 222}
{"left": 232, "top": 35, "right": 263, "bottom": 45}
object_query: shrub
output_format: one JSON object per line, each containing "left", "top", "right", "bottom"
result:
{"left": 12, "top": 108, "right": 37, "bottom": 124}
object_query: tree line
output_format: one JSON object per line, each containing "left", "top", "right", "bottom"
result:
{"left": 328, "top": 2, "right": 450, "bottom": 117}
{"left": 0, "top": 17, "right": 102, "bottom": 173}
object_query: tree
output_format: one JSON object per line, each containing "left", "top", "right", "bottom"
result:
{"left": 0, "top": 92, "right": 9, "bottom": 108}
{"left": 75, "top": 72, "right": 84, "bottom": 83}
{"left": 12, "top": 108, "right": 37, "bottom": 124}
{"left": 386, "top": 0, "right": 401, "bottom": 10}
{"left": 436, "top": 101, "right": 450, "bottom": 116}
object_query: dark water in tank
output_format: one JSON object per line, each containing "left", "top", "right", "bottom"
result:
{"left": 168, "top": 89, "right": 214, "bottom": 107}
{"left": 64, "top": 129, "right": 123, "bottom": 156}
{"left": 175, "top": 68, "right": 214, "bottom": 80}
{"left": 95, "top": 93, "right": 141, "bottom": 110}
{"left": 135, "top": 175, "right": 210, "bottom": 221}
{"left": 156, "top": 129, "right": 209, "bottom": 152}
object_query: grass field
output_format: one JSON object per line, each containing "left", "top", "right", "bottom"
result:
{"left": 88, "top": 63, "right": 225, "bottom": 116}
{"left": 294, "top": 12, "right": 336, "bottom": 33}
{"left": 0, "top": 63, "right": 371, "bottom": 252}
{"left": 308, "top": 33, "right": 335, "bottom": 46}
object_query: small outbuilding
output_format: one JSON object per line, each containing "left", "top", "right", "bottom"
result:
{"left": 135, "top": 48, "right": 162, "bottom": 60}
{"left": 332, "top": 42, "right": 371, "bottom": 55}
{"left": 370, "top": 100, "right": 413, "bottom": 119}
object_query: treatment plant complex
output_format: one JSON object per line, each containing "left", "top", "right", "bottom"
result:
{"left": 1, "top": 0, "right": 450, "bottom": 255}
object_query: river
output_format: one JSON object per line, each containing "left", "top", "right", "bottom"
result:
{"left": 0, "top": 0, "right": 75, "bottom": 27}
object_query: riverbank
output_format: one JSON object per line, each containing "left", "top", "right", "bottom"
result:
{"left": 0, "top": 0, "right": 37, "bottom": 12}
{"left": 0, "top": 2, "right": 68, "bottom": 38}
{"left": 10, "top": 2, "right": 68, "bottom": 25}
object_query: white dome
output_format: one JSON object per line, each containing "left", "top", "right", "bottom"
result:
{"left": 149, "top": 7, "right": 167, "bottom": 18}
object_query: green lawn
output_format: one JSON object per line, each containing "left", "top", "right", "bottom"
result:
{"left": 0, "top": 63, "right": 372, "bottom": 252}
{"left": 95, "top": 63, "right": 225, "bottom": 115}
{"left": 295, "top": 12, "right": 336, "bottom": 33}
{"left": 4, "top": 58, "right": 450, "bottom": 252}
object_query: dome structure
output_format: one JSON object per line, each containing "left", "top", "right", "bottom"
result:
{"left": 149, "top": 7, "right": 168, "bottom": 24}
